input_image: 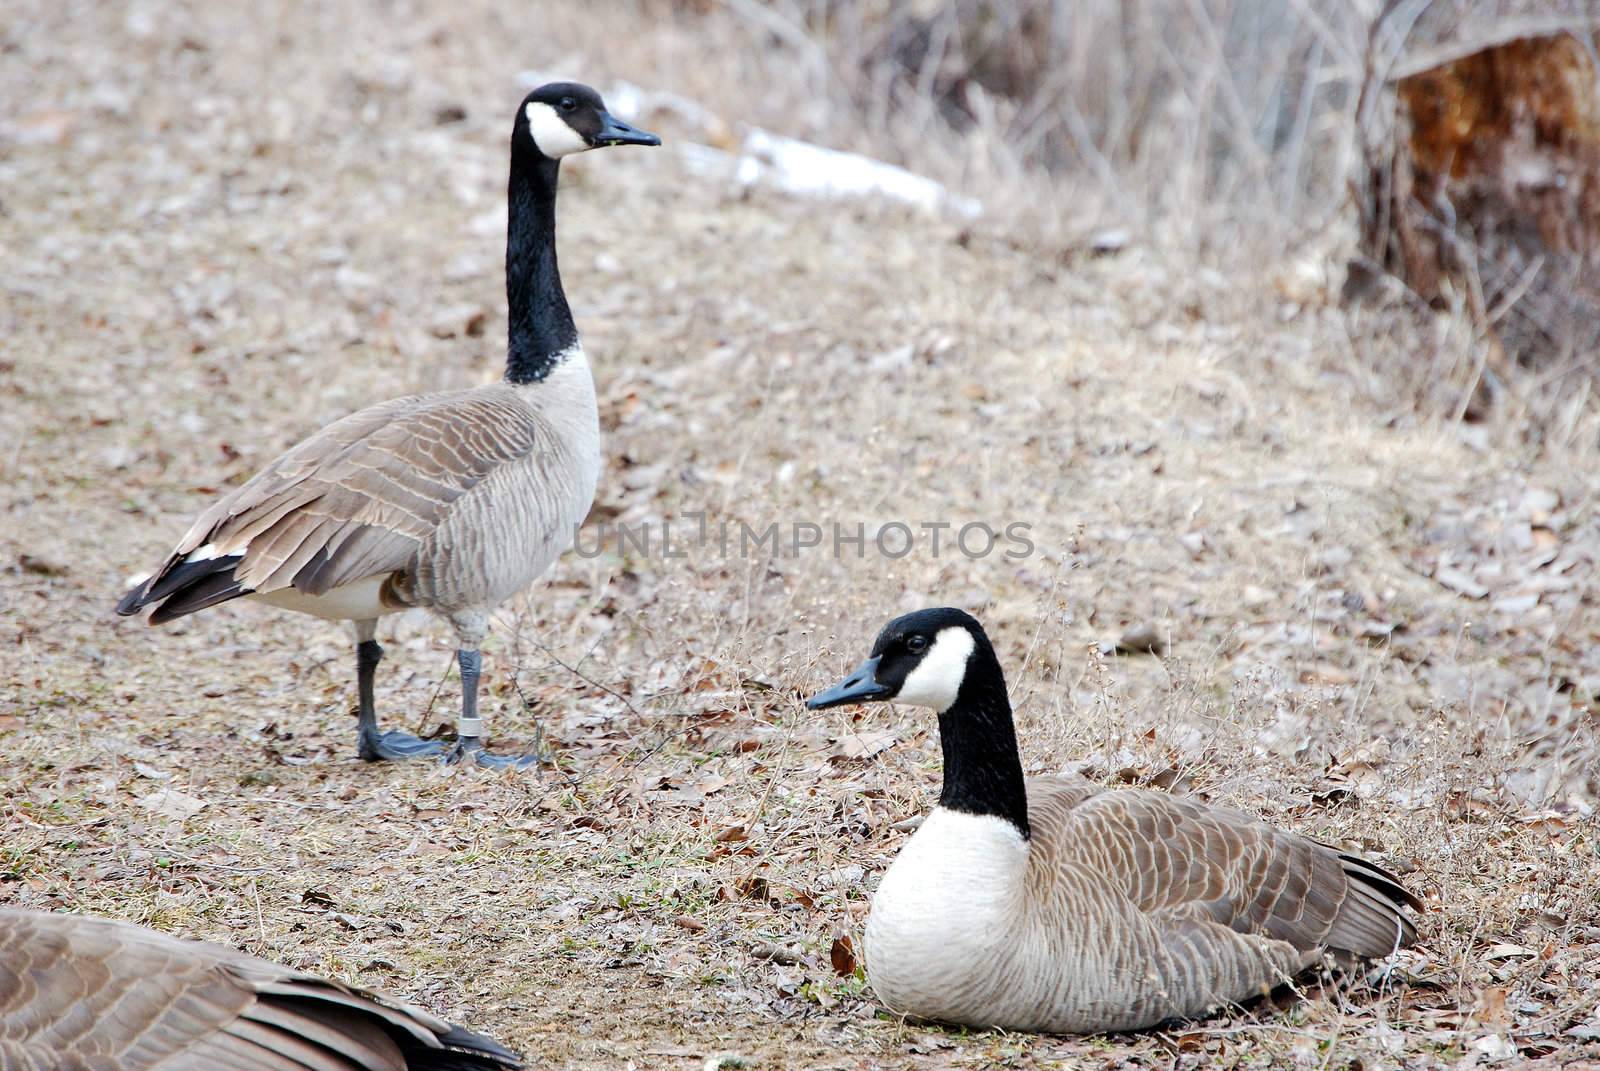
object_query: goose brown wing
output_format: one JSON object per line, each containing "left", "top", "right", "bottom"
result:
{"left": 1027, "top": 778, "right": 1418, "bottom": 957}
{"left": 116, "top": 389, "right": 546, "bottom": 622}
{"left": 0, "top": 908, "right": 521, "bottom": 1070}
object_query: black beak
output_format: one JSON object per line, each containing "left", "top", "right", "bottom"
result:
{"left": 593, "top": 112, "right": 661, "bottom": 148}
{"left": 806, "top": 656, "right": 891, "bottom": 710}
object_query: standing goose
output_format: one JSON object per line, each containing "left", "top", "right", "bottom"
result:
{"left": 115, "top": 83, "right": 659, "bottom": 767}
{"left": 0, "top": 907, "right": 521, "bottom": 1070}
{"left": 807, "top": 608, "right": 1422, "bottom": 1033}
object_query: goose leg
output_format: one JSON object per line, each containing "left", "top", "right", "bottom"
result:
{"left": 353, "top": 620, "right": 444, "bottom": 761}
{"left": 441, "top": 614, "right": 542, "bottom": 769}
{"left": 443, "top": 648, "right": 543, "bottom": 769}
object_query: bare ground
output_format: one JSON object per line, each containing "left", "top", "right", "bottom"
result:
{"left": 3, "top": 3, "right": 1599, "bottom": 1068}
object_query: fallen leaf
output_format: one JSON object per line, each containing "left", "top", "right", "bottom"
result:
{"left": 1468, "top": 1034, "right": 1516, "bottom": 1061}
{"left": 1471, "top": 985, "right": 1509, "bottom": 1026}
{"left": 702, "top": 1055, "right": 754, "bottom": 1071}
{"left": 1299, "top": 663, "right": 1351, "bottom": 685}
{"left": 822, "top": 864, "right": 865, "bottom": 888}
{"left": 830, "top": 731, "right": 898, "bottom": 761}
{"left": 1114, "top": 623, "right": 1165, "bottom": 655}
{"left": 1435, "top": 565, "right": 1489, "bottom": 599}
{"left": 1490, "top": 592, "right": 1539, "bottom": 615}
{"left": 1483, "top": 943, "right": 1534, "bottom": 961}
{"left": 138, "top": 788, "right": 207, "bottom": 821}
{"left": 18, "top": 554, "right": 68, "bottom": 576}
{"left": 829, "top": 934, "right": 856, "bottom": 977}
{"left": 1310, "top": 784, "right": 1354, "bottom": 807}
{"left": 773, "top": 885, "right": 816, "bottom": 910}
{"left": 748, "top": 940, "right": 803, "bottom": 965}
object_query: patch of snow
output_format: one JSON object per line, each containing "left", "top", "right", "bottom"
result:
{"left": 734, "top": 128, "right": 980, "bottom": 218}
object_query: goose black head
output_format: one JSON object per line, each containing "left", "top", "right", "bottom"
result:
{"left": 807, "top": 607, "right": 990, "bottom": 713}
{"left": 516, "top": 81, "right": 661, "bottom": 160}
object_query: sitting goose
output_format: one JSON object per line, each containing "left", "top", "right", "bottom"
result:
{"left": 807, "top": 608, "right": 1422, "bottom": 1033}
{"left": 115, "top": 83, "right": 658, "bottom": 767}
{"left": 0, "top": 907, "right": 520, "bottom": 1070}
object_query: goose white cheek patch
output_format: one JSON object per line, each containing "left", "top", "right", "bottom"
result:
{"left": 895, "top": 627, "right": 976, "bottom": 712}
{"left": 524, "top": 102, "right": 590, "bottom": 158}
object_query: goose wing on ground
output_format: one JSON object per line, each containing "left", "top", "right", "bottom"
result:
{"left": 0, "top": 908, "right": 521, "bottom": 1071}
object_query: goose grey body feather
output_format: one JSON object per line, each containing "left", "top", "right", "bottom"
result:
{"left": 0, "top": 907, "right": 521, "bottom": 1071}
{"left": 126, "top": 352, "right": 598, "bottom": 624}
{"left": 866, "top": 779, "right": 1419, "bottom": 1033}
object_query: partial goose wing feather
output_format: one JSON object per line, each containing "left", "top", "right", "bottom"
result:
{"left": 118, "top": 389, "right": 547, "bottom": 618}
{"left": 0, "top": 908, "right": 521, "bottom": 1071}
{"left": 1027, "top": 778, "right": 1419, "bottom": 956}
{"left": 1323, "top": 850, "right": 1424, "bottom": 957}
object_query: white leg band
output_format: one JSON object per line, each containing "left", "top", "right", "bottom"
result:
{"left": 457, "top": 717, "right": 484, "bottom": 738}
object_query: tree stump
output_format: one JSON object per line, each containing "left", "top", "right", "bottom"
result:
{"left": 1355, "top": 27, "right": 1600, "bottom": 370}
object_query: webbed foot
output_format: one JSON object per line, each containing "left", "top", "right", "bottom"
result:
{"left": 442, "top": 736, "right": 546, "bottom": 770}
{"left": 358, "top": 729, "right": 447, "bottom": 762}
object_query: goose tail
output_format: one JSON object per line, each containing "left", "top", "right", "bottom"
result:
{"left": 115, "top": 552, "right": 251, "bottom": 623}
{"left": 1324, "top": 853, "right": 1422, "bottom": 958}
{"left": 402, "top": 1022, "right": 523, "bottom": 1070}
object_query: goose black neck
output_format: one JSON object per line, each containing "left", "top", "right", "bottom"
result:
{"left": 504, "top": 148, "right": 577, "bottom": 385}
{"left": 936, "top": 644, "right": 1031, "bottom": 839}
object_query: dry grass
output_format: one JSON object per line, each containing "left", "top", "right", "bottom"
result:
{"left": 4, "top": 1, "right": 1600, "bottom": 1068}
{"left": 676, "top": 0, "right": 1374, "bottom": 257}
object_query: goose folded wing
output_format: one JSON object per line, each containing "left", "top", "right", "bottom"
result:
{"left": 122, "top": 391, "right": 548, "bottom": 611}
{"left": 1035, "top": 782, "right": 1417, "bottom": 955}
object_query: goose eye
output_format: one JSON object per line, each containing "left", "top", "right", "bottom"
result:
{"left": 906, "top": 635, "right": 928, "bottom": 653}
{"left": 559, "top": 97, "right": 577, "bottom": 113}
